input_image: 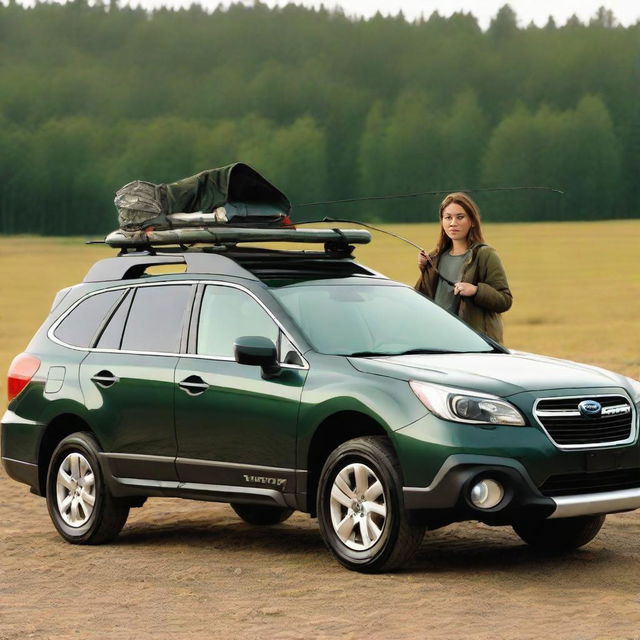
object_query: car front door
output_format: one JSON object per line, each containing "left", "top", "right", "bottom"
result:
{"left": 174, "top": 283, "right": 307, "bottom": 494}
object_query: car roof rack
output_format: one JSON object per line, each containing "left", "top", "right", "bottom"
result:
{"left": 84, "top": 228, "right": 379, "bottom": 282}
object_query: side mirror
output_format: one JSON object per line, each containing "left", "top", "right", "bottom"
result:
{"left": 234, "top": 336, "right": 281, "bottom": 379}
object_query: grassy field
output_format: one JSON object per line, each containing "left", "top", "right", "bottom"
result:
{"left": 1, "top": 220, "right": 639, "bottom": 404}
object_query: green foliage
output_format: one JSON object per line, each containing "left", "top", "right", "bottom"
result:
{"left": 482, "top": 97, "right": 621, "bottom": 221}
{"left": 0, "top": 2, "right": 636, "bottom": 233}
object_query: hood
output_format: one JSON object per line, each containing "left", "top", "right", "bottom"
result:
{"left": 347, "top": 350, "right": 628, "bottom": 397}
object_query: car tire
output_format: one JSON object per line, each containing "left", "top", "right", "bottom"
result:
{"left": 231, "top": 503, "right": 294, "bottom": 525}
{"left": 46, "top": 432, "right": 130, "bottom": 544}
{"left": 513, "top": 514, "right": 606, "bottom": 552}
{"left": 317, "top": 436, "right": 425, "bottom": 573}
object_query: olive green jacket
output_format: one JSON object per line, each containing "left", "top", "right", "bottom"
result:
{"left": 415, "top": 243, "right": 513, "bottom": 344}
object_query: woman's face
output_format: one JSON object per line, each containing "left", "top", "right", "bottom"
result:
{"left": 441, "top": 202, "right": 472, "bottom": 242}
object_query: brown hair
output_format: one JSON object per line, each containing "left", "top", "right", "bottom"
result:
{"left": 434, "top": 192, "right": 485, "bottom": 254}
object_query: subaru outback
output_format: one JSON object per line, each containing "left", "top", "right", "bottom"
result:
{"left": 3, "top": 236, "right": 640, "bottom": 572}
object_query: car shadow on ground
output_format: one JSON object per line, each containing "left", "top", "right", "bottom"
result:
{"left": 118, "top": 513, "right": 327, "bottom": 554}
{"left": 410, "top": 539, "right": 615, "bottom": 575}
{"left": 113, "top": 508, "right": 616, "bottom": 574}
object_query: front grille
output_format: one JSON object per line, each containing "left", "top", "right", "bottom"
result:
{"left": 534, "top": 395, "right": 634, "bottom": 447}
{"left": 539, "top": 468, "right": 640, "bottom": 497}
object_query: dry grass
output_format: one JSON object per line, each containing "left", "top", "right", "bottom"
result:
{"left": 1, "top": 220, "right": 639, "bottom": 404}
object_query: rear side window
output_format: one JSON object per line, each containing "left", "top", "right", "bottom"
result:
{"left": 54, "top": 290, "right": 124, "bottom": 348}
{"left": 95, "top": 289, "right": 133, "bottom": 350}
{"left": 121, "top": 285, "right": 192, "bottom": 353}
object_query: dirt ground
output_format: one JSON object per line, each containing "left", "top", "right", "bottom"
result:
{"left": 1, "top": 468, "right": 640, "bottom": 640}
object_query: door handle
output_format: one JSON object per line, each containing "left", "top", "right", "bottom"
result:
{"left": 178, "top": 375, "right": 210, "bottom": 396}
{"left": 91, "top": 370, "right": 119, "bottom": 388}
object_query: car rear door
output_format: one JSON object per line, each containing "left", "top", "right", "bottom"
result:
{"left": 79, "top": 283, "right": 194, "bottom": 482}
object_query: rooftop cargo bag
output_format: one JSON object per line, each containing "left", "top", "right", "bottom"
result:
{"left": 114, "top": 163, "right": 291, "bottom": 232}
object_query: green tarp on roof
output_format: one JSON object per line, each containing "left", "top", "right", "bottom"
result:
{"left": 165, "top": 163, "right": 291, "bottom": 215}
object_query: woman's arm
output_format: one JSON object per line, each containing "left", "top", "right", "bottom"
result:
{"left": 415, "top": 251, "right": 438, "bottom": 298}
{"left": 472, "top": 247, "right": 513, "bottom": 313}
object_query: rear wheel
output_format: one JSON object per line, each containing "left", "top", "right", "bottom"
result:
{"left": 513, "top": 514, "right": 605, "bottom": 552}
{"left": 231, "top": 503, "right": 294, "bottom": 525}
{"left": 46, "top": 432, "right": 129, "bottom": 544}
{"left": 317, "top": 436, "right": 424, "bottom": 573}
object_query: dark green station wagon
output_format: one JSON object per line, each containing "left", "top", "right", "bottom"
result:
{"left": 3, "top": 233, "right": 640, "bottom": 572}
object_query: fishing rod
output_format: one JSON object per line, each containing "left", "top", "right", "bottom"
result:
{"left": 289, "top": 185, "right": 565, "bottom": 287}
{"left": 286, "top": 215, "right": 459, "bottom": 284}
{"left": 295, "top": 185, "right": 564, "bottom": 208}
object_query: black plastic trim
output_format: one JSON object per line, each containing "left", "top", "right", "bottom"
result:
{"left": 1, "top": 457, "right": 40, "bottom": 493}
{"left": 403, "top": 455, "right": 556, "bottom": 526}
{"left": 107, "top": 477, "right": 290, "bottom": 508}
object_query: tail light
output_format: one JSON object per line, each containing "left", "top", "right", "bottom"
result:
{"left": 7, "top": 353, "right": 41, "bottom": 403}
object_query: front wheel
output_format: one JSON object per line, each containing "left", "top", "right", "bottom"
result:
{"left": 46, "top": 432, "right": 130, "bottom": 544}
{"left": 513, "top": 514, "right": 605, "bottom": 552}
{"left": 317, "top": 436, "right": 425, "bottom": 573}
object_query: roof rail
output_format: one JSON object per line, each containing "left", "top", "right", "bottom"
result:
{"left": 83, "top": 252, "right": 256, "bottom": 283}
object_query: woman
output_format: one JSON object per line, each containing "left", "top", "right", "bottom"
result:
{"left": 415, "top": 192, "right": 512, "bottom": 343}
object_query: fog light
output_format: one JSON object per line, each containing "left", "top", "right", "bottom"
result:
{"left": 470, "top": 479, "right": 504, "bottom": 509}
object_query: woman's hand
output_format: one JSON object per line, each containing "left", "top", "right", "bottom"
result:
{"left": 453, "top": 282, "right": 478, "bottom": 297}
{"left": 418, "top": 251, "right": 429, "bottom": 270}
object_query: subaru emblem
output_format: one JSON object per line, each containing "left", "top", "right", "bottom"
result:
{"left": 578, "top": 400, "right": 602, "bottom": 417}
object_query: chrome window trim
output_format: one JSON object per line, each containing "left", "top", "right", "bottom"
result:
{"left": 532, "top": 393, "right": 636, "bottom": 450}
{"left": 195, "top": 281, "right": 308, "bottom": 369}
{"left": 47, "top": 279, "right": 309, "bottom": 370}
{"left": 48, "top": 286, "right": 127, "bottom": 350}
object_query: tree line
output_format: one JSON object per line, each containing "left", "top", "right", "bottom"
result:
{"left": 0, "top": 1, "right": 637, "bottom": 234}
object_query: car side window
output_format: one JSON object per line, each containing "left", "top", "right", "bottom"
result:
{"left": 94, "top": 289, "right": 133, "bottom": 350}
{"left": 54, "top": 289, "right": 124, "bottom": 348}
{"left": 120, "top": 285, "right": 192, "bottom": 354}
{"left": 197, "top": 285, "right": 279, "bottom": 358}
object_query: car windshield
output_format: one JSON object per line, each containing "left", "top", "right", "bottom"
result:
{"left": 271, "top": 283, "right": 494, "bottom": 356}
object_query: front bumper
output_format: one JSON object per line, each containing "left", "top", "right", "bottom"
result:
{"left": 403, "top": 454, "right": 640, "bottom": 525}
{"left": 550, "top": 488, "right": 640, "bottom": 519}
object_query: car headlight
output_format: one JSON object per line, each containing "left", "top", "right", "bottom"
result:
{"left": 624, "top": 376, "right": 640, "bottom": 405}
{"left": 409, "top": 381, "right": 525, "bottom": 426}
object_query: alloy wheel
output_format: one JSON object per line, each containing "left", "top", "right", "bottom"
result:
{"left": 329, "top": 462, "right": 386, "bottom": 551}
{"left": 55, "top": 452, "right": 96, "bottom": 527}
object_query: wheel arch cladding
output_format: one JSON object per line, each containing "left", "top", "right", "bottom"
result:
{"left": 305, "top": 411, "right": 395, "bottom": 515}
{"left": 37, "top": 414, "right": 97, "bottom": 496}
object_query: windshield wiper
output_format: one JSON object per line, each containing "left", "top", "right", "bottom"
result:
{"left": 347, "top": 348, "right": 475, "bottom": 357}
{"left": 400, "top": 348, "right": 502, "bottom": 356}
{"left": 395, "top": 348, "right": 470, "bottom": 355}
{"left": 346, "top": 351, "right": 397, "bottom": 357}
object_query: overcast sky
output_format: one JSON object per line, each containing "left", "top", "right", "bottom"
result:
{"left": 120, "top": 0, "right": 640, "bottom": 28}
